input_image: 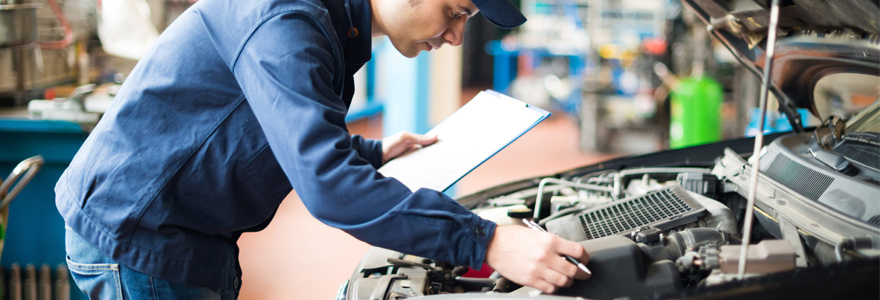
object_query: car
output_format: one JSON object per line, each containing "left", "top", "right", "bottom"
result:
{"left": 340, "top": 0, "right": 880, "bottom": 299}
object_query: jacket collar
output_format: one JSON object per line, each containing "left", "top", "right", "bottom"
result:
{"left": 347, "top": 0, "right": 372, "bottom": 65}
{"left": 323, "top": 0, "right": 372, "bottom": 66}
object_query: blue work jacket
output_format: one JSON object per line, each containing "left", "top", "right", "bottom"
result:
{"left": 55, "top": 0, "right": 496, "bottom": 290}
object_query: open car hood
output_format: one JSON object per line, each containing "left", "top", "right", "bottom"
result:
{"left": 681, "top": 0, "right": 880, "bottom": 130}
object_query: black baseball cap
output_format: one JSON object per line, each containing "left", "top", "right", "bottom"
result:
{"left": 471, "top": 0, "right": 527, "bottom": 29}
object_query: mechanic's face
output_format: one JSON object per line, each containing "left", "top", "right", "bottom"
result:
{"left": 373, "top": 0, "right": 477, "bottom": 58}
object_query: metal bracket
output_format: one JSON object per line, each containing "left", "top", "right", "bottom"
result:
{"left": 368, "top": 274, "right": 408, "bottom": 300}
{"left": 386, "top": 258, "right": 434, "bottom": 271}
{"left": 778, "top": 216, "right": 808, "bottom": 267}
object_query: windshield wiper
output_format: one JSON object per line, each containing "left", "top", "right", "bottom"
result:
{"left": 809, "top": 115, "right": 858, "bottom": 176}
{"left": 809, "top": 135, "right": 859, "bottom": 176}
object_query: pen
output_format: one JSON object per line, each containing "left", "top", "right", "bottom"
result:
{"left": 522, "top": 219, "right": 591, "bottom": 275}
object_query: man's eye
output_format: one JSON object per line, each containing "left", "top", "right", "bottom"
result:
{"left": 452, "top": 12, "right": 462, "bottom": 19}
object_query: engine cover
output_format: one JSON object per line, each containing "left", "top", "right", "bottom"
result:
{"left": 556, "top": 235, "right": 682, "bottom": 299}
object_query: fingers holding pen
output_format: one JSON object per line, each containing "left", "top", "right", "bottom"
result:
{"left": 555, "top": 238, "right": 591, "bottom": 280}
{"left": 533, "top": 234, "right": 589, "bottom": 292}
{"left": 545, "top": 252, "right": 586, "bottom": 282}
{"left": 542, "top": 265, "right": 574, "bottom": 288}
{"left": 485, "top": 226, "right": 592, "bottom": 294}
{"left": 523, "top": 219, "right": 591, "bottom": 280}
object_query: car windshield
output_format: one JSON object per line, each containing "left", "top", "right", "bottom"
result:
{"left": 813, "top": 72, "right": 880, "bottom": 131}
{"left": 846, "top": 99, "right": 880, "bottom": 134}
{"left": 837, "top": 101, "right": 880, "bottom": 172}
{"left": 808, "top": 74, "right": 880, "bottom": 173}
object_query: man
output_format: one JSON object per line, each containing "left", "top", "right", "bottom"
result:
{"left": 57, "top": 0, "right": 591, "bottom": 298}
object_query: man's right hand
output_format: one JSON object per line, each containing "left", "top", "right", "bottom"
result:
{"left": 484, "top": 225, "right": 591, "bottom": 294}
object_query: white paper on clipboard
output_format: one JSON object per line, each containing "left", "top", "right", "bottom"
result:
{"left": 377, "top": 90, "right": 550, "bottom": 192}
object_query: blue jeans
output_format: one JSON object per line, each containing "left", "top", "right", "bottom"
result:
{"left": 65, "top": 226, "right": 237, "bottom": 299}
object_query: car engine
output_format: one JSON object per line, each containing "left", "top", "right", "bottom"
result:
{"left": 343, "top": 104, "right": 880, "bottom": 300}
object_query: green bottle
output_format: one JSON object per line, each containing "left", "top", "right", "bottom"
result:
{"left": 669, "top": 77, "right": 723, "bottom": 149}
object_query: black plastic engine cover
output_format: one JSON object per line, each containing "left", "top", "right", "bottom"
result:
{"left": 556, "top": 235, "right": 682, "bottom": 299}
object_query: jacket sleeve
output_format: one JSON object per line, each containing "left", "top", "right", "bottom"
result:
{"left": 231, "top": 13, "right": 495, "bottom": 269}
{"left": 350, "top": 135, "right": 383, "bottom": 169}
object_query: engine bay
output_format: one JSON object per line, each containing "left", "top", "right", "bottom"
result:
{"left": 343, "top": 123, "right": 880, "bottom": 300}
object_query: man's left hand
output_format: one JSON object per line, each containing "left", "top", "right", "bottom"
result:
{"left": 381, "top": 132, "right": 438, "bottom": 164}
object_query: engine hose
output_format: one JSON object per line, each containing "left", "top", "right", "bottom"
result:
{"left": 640, "top": 228, "right": 734, "bottom": 263}
{"left": 492, "top": 278, "right": 520, "bottom": 293}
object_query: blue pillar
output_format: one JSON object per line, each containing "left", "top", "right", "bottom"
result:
{"left": 377, "top": 40, "right": 456, "bottom": 197}
{"left": 486, "top": 40, "right": 518, "bottom": 94}
{"left": 379, "top": 42, "right": 432, "bottom": 137}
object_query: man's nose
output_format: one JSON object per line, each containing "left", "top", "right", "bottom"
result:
{"left": 442, "top": 19, "right": 466, "bottom": 47}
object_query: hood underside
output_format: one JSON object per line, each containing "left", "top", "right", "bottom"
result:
{"left": 682, "top": 0, "right": 880, "bottom": 130}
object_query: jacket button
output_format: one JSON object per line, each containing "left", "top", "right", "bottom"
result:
{"left": 475, "top": 227, "right": 486, "bottom": 236}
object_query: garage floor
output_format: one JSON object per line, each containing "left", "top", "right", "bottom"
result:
{"left": 236, "top": 90, "right": 617, "bottom": 299}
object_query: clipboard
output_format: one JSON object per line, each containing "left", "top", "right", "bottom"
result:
{"left": 377, "top": 90, "right": 551, "bottom": 192}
